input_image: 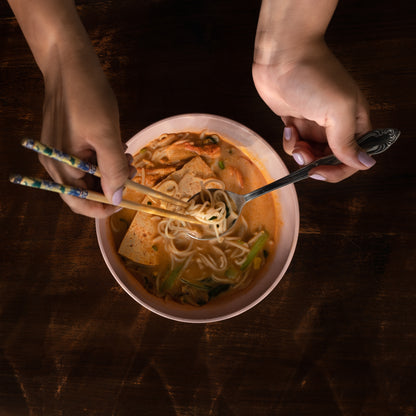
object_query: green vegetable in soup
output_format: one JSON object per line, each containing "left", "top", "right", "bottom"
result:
{"left": 160, "top": 264, "right": 184, "bottom": 294}
{"left": 180, "top": 278, "right": 211, "bottom": 291}
{"left": 180, "top": 278, "right": 231, "bottom": 300}
{"left": 241, "top": 230, "right": 269, "bottom": 271}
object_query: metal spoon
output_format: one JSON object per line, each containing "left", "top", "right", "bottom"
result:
{"left": 188, "top": 128, "right": 400, "bottom": 241}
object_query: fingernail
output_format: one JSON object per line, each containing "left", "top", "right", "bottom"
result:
{"left": 112, "top": 187, "right": 124, "bottom": 205}
{"left": 293, "top": 152, "right": 305, "bottom": 166}
{"left": 284, "top": 127, "right": 292, "bottom": 141}
{"left": 358, "top": 151, "right": 376, "bottom": 168}
{"left": 309, "top": 173, "right": 326, "bottom": 181}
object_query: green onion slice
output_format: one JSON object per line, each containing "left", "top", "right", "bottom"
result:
{"left": 160, "top": 264, "right": 184, "bottom": 293}
{"left": 240, "top": 230, "right": 269, "bottom": 271}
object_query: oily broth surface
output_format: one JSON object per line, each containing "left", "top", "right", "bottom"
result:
{"left": 110, "top": 131, "right": 280, "bottom": 305}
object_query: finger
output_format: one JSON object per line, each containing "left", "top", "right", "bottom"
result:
{"left": 60, "top": 193, "right": 120, "bottom": 218}
{"left": 125, "top": 153, "right": 138, "bottom": 179}
{"left": 285, "top": 128, "right": 359, "bottom": 181}
{"left": 282, "top": 125, "right": 298, "bottom": 155}
{"left": 326, "top": 102, "right": 375, "bottom": 171}
{"left": 39, "top": 168, "right": 120, "bottom": 218}
{"left": 356, "top": 92, "right": 372, "bottom": 135}
{"left": 308, "top": 164, "right": 358, "bottom": 183}
{"left": 126, "top": 152, "right": 134, "bottom": 165}
{"left": 282, "top": 125, "right": 322, "bottom": 166}
{"left": 292, "top": 143, "right": 316, "bottom": 166}
{"left": 39, "top": 140, "right": 130, "bottom": 217}
{"left": 38, "top": 153, "right": 86, "bottom": 183}
{"left": 129, "top": 164, "right": 137, "bottom": 180}
{"left": 58, "top": 174, "right": 119, "bottom": 218}
{"left": 95, "top": 136, "right": 130, "bottom": 206}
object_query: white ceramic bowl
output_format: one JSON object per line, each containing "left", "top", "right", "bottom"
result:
{"left": 96, "top": 114, "right": 299, "bottom": 323}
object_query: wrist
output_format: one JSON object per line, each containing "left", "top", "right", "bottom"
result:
{"left": 254, "top": 36, "right": 325, "bottom": 69}
{"left": 254, "top": 0, "right": 337, "bottom": 66}
{"left": 9, "top": 0, "right": 95, "bottom": 76}
{"left": 253, "top": 37, "right": 329, "bottom": 80}
{"left": 42, "top": 38, "right": 99, "bottom": 84}
{"left": 39, "top": 24, "right": 96, "bottom": 80}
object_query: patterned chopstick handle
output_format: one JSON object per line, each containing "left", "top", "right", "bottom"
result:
{"left": 9, "top": 174, "right": 201, "bottom": 221}
{"left": 21, "top": 139, "right": 100, "bottom": 177}
{"left": 9, "top": 174, "right": 89, "bottom": 199}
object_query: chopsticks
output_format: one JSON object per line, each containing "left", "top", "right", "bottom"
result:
{"left": 9, "top": 174, "right": 201, "bottom": 224}
{"left": 20, "top": 139, "right": 189, "bottom": 208}
{"left": 11, "top": 139, "right": 201, "bottom": 224}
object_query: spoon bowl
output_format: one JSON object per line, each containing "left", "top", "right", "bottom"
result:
{"left": 188, "top": 128, "right": 400, "bottom": 241}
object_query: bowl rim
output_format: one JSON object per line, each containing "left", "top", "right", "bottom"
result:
{"left": 96, "top": 113, "right": 299, "bottom": 323}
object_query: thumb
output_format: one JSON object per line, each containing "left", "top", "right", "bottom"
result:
{"left": 96, "top": 137, "right": 130, "bottom": 206}
{"left": 326, "top": 110, "right": 375, "bottom": 171}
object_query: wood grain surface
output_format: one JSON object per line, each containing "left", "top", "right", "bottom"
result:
{"left": 1, "top": 0, "right": 415, "bottom": 415}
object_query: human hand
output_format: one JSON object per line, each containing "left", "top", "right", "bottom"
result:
{"left": 253, "top": 40, "right": 374, "bottom": 182}
{"left": 7, "top": 0, "right": 135, "bottom": 217}
{"left": 40, "top": 46, "right": 135, "bottom": 218}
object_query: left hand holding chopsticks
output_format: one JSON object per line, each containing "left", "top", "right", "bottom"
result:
{"left": 39, "top": 44, "right": 134, "bottom": 218}
{"left": 8, "top": 0, "right": 134, "bottom": 218}
{"left": 11, "top": 140, "right": 200, "bottom": 224}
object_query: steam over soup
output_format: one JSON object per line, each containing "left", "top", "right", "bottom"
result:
{"left": 110, "top": 131, "right": 280, "bottom": 306}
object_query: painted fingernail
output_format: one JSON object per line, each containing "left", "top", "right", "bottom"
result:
{"left": 112, "top": 187, "right": 124, "bottom": 205}
{"left": 284, "top": 127, "right": 292, "bottom": 141}
{"left": 293, "top": 152, "right": 305, "bottom": 166}
{"left": 358, "top": 151, "right": 376, "bottom": 168}
{"left": 309, "top": 173, "right": 326, "bottom": 181}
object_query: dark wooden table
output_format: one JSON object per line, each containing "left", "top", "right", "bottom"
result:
{"left": 1, "top": 1, "right": 415, "bottom": 414}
